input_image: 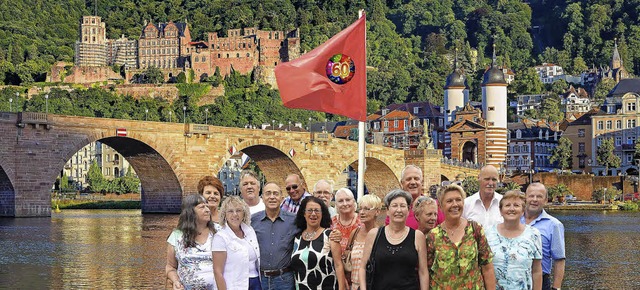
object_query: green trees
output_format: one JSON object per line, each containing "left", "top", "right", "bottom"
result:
{"left": 549, "top": 137, "right": 573, "bottom": 171}
{"left": 594, "top": 78, "right": 616, "bottom": 102}
{"left": 596, "top": 138, "right": 621, "bottom": 176}
{"left": 462, "top": 176, "right": 479, "bottom": 196}
{"left": 139, "top": 67, "right": 164, "bottom": 84}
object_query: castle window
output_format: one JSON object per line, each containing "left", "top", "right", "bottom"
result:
{"left": 488, "top": 106, "right": 495, "bottom": 111}
{"left": 247, "top": 53, "right": 250, "bottom": 57}
{"left": 218, "top": 54, "right": 221, "bottom": 58}
{"left": 226, "top": 54, "right": 229, "bottom": 58}
{"left": 195, "top": 56, "right": 199, "bottom": 62}
{"left": 237, "top": 53, "right": 240, "bottom": 58}
{"left": 202, "top": 57, "right": 206, "bottom": 62}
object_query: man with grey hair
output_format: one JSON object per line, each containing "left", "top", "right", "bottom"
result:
{"left": 523, "top": 182, "right": 565, "bottom": 290}
{"left": 240, "top": 169, "right": 265, "bottom": 215}
{"left": 385, "top": 164, "right": 444, "bottom": 229}
{"left": 462, "top": 165, "right": 503, "bottom": 228}
{"left": 313, "top": 179, "right": 337, "bottom": 218}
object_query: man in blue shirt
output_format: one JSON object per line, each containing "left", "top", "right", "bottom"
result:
{"left": 523, "top": 182, "right": 566, "bottom": 290}
{"left": 251, "top": 182, "right": 297, "bottom": 290}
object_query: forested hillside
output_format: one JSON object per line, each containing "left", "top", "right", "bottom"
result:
{"left": 1, "top": 0, "right": 639, "bottom": 109}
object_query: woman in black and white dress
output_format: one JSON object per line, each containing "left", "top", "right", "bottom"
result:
{"left": 290, "top": 196, "right": 346, "bottom": 290}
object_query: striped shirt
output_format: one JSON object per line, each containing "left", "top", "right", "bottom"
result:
{"left": 280, "top": 192, "right": 311, "bottom": 214}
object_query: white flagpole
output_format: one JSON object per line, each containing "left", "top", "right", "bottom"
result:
{"left": 357, "top": 10, "right": 366, "bottom": 201}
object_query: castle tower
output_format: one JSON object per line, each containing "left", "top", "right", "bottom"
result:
{"left": 75, "top": 16, "right": 108, "bottom": 67}
{"left": 481, "top": 44, "right": 508, "bottom": 168}
{"left": 443, "top": 51, "right": 468, "bottom": 158}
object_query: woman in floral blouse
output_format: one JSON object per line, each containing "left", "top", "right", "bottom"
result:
{"left": 166, "top": 194, "right": 218, "bottom": 290}
{"left": 426, "top": 184, "right": 496, "bottom": 289}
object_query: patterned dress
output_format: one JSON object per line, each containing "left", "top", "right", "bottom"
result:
{"left": 426, "top": 221, "right": 493, "bottom": 290}
{"left": 291, "top": 229, "right": 338, "bottom": 290}
{"left": 167, "top": 229, "right": 217, "bottom": 290}
{"left": 331, "top": 215, "right": 361, "bottom": 252}
{"left": 349, "top": 239, "right": 366, "bottom": 290}
{"left": 486, "top": 224, "right": 542, "bottom": 290}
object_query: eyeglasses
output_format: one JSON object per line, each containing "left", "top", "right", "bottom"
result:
{"left": 357, "top": 207, "right": 377, "bottom": 213}
{"left": 286, "top": 184, "right": 299, "bottom": 191}
{"left": 263, "top": 191, "right": 281, "bottom": 197}
{"left": 226, "top": 209, "right": 244, "bottom": 215}
{"left": 305, "top": 208, "right": 321, "bottom": 214}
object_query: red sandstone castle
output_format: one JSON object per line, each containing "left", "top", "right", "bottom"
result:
{"left": 71, "top": 16, "right": 300, "bottom": 87}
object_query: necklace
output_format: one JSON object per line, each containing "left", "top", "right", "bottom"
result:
{"left": 303, "top": 227, "right": 321, "bottom": 240}
{"left": 386, "top": 227, "right": 409, "bottom": 243}
{"left": 339, "top": 214, "right": 356, "bottom": 227}
{"left": 442, "top": 221, "right": 462, "bottom": 236}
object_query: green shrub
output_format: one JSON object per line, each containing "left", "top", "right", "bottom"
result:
{"left": 620, "top": 201, "right": 639, "bottom": 211}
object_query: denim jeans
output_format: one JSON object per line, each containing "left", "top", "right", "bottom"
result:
{"left": 249, "top": 277, "right": 262, "bottom": 290}
{"left": 260, "top": 271, "right": 295, "bottom": 290}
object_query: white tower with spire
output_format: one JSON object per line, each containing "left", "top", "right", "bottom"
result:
{"left": 481, "top": 44, "right": 508, "bottom": 167}
{"left": 443, "top": 50, "right": 469, "bottom": 158}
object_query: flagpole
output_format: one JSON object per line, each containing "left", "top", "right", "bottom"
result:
{"left": 357, "top": 9, "right": 366, "bottom": 201}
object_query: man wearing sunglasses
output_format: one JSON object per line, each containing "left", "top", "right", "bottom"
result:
{"left": 280, "top": 173, "right": 311, "bottom": 214}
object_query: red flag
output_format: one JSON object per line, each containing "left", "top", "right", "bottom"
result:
{"left": 275, "top": 16, "right": 367, "bottom": 121}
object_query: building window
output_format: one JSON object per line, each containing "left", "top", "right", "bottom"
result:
{"left": 413, "top": 119, "right": 419, "bottom": 127}
{"left": 628, "top": 136, "right": 636, "bottom": 145}
{"left": 578, "top": 129, "right": 585, "bottom": 137}
{"left": 384, "top": 121, "right": 388, "bottom": 127}
{"left": 628, "top": 120, "right": 637, "bottom": 128}
{"left": 617, "top": 120, "right": 622, "bottom": 129}
{"left": 628, "top": 154, "right": 633, "bottom": 163}
{"left": 597, "top": 137, "right": 603, "bottom": 146}
{"left": 404, "top": 120, "right": 408, "bottom": 128}
{"left": 597, "top": 121, "right": 603, "bottom": 130}
{"left": 628, "top": 102, "right": 636, "bottom": 111}
{"left": 606, "top": 120, "right": 612, "bottom": 130}
{"left": 414, "top": 107, "right": 419, "bottom": 114}
{"left": 616, "top": 137, "right": 622, "bottom": 146}
{"left": 374, "top": 122, "right": 379, "bottom": 130}
{"left": 488, "top": 106, "right": 495, "bottom": 111}
{"left": 394, "top": 120, "right": 399, "bottom": 128}
{"left": 579, "top": 142, "right": 585, "bottom": 152}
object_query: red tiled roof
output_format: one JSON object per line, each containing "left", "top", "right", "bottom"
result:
{"left": 333, "top": 125, "right": 358, "bottom": 138}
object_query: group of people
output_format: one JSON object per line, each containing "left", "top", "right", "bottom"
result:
{"left": 165, "top": 164, "right": 566, "bottom": 290}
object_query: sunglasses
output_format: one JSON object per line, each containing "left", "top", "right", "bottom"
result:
{"left": 286, "top": 184, "right": 299, "bottom": 191}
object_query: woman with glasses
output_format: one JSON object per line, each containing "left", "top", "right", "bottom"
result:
{"left": 346, "top": 194, "right": 382, "bottom": 289}
{"left": 213, "top": 196, "right": 261, "bottom": 290}
{"left": 414, "top": 196, "right": 438, "bottom": 235}
{"left": 166, "top": 194, "right": 218, "bottom": 290}
{"left": 291, "top": 196, "right": 346, "bottom": 290}
{"left": 426, "top": 184, "right": 496, "bottom": 289}
{"left": 358, "top": 189, "right": 429, "bottom": 290}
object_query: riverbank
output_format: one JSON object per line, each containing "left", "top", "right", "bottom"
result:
{"left": 546, "top": 203, "right": 619, "bottom": 210}
{"left": 52, "top": 193, "right": 141, "bottom": 209}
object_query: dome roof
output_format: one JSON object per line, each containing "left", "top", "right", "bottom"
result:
{"left": 444, "top": 69, "right": 467, "bottom": 88}
{"left": 482, "top": 66, "right": 507, "bottom": 85}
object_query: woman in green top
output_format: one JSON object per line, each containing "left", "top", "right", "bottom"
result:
{"left": 426, "top": 184, "right": 496, "bottom": 289}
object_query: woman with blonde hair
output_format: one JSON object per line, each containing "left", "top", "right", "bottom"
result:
{"left": 486, "top": 190, "right": 542, "bottom": 290}
{"left": 426, "top": 184, "right": 496, "bottom": 289}
{"left": 212, "top": 196, "right": 261, "bottom": 290}
{"left": 345, "top": 194, "right": 382, "bottom": 289}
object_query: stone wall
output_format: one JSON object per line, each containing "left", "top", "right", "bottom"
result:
{"left": 518, "top": 172, "right": 627, "bottom": 200}
{"left": 114, "top": 84, "right": 180, "bottom": 101}
{"left": 62, "top": 66, "right": 123, "bottom": 84}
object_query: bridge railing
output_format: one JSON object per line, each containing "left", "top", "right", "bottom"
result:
{"left": 17, "top": 112, "right": 51, "bottom": 129}
{"left": 440, "top": 157, "right": 483, "bottom": 169}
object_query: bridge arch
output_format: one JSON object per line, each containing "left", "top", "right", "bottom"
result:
{"left": 233, "top": 143, "right": 305, "bottom": 190}
{"left": 345, "top": 157, "right": 400, "bottom": 200}
{"left": 0, "top": 160, "right": 16, "bottom": 216}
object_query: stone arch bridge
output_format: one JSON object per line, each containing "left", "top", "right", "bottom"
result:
{"left": 0, "top": 112, "right": 478, "bottom": 217}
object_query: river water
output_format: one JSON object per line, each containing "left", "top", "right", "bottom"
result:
{"left": 0, "top": 209, "right": 639, "bottom": 289}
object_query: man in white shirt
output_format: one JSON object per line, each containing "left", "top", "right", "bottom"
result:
{"left": 240, "top": 170, "right": 265, "bottom": 215}
{"left": 462, "top": 165, "right": 503, "bottom": 228}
